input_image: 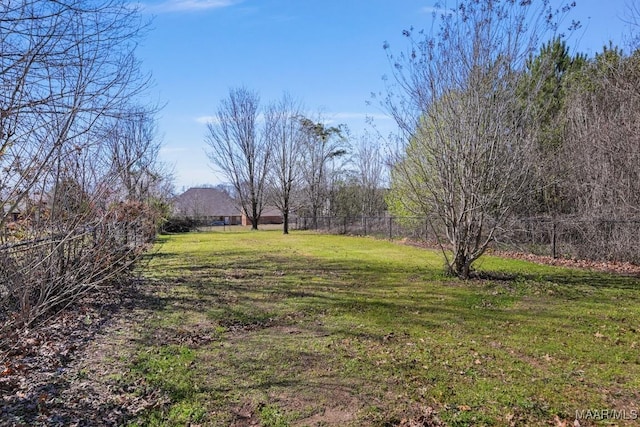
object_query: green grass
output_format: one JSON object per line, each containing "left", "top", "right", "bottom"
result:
{"left": 122, "top": 228, "right": 640, "bottom": 426}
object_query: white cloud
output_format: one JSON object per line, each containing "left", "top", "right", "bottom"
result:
{"left": 327, "top": 112, "right": 392, "bottom": 121}
{"left": 195, "top": 115, "right": 217, "bottom": 124}
{"left": 195, "top": 113, "right": 271, "bottom": 125}
{"left": 143, "top": 0, "right": 240, "bottom": 14}
{"left": 420, "top": 6, "right": 453, "bottom": 15}
{"left": 420, "top": 6, "right": 439, "bottom": 14}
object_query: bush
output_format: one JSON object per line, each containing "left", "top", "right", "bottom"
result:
{"left": 162, "top": 217, "right": 197, "bottom": 233}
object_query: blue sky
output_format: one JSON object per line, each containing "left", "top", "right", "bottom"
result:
{"left": 136, "top": 0, "right": 636, "bottom": 191}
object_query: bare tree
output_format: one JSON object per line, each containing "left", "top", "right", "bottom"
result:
{"left": 515, "top": 38, "right": 586, "bottom": 218}
{"left": 206, "top": 87, "right": 271, "bottom": 230}
{"left": 384, "top": 0, "right": 575, "bottom": 278}
{"left": 103, "top": 106, "right": 172, "bottom": 203}
{"left": 0, "top": 0, "right": 149, "bottom": 232}
{"left": 298, "top": 117, "right": 347, "bottom": 228}
{"left": 324, "top": 133, "right": 387, "bottom": 219}
{"left": 624, "top": 0, "right": 640, "bottom": 49}
{"left": 353, "top": 133, "right": 386, "bottom": 216}
{"left": 264, "top": 94, "right": 305, "bottom": 234}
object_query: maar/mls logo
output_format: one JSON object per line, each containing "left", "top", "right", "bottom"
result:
{"left": 575, "top": 409, "right": 638, "bottom": 421}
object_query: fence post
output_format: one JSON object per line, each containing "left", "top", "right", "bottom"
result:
{"left": 363, "top": 216, "right": 367, "bottom": 236}
{"left": 552, "top": 221, "right": 557, "bottom": 259}
{"left": 389, "top": 216, "right": 393, "bottom": 240}
{"left": 425, "top": 217, "right": 429, "bottom": 241}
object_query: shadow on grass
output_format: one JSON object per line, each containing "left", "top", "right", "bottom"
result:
{"left": 523, "top": 270, "right": 640, "bottom": 291}
{"left": 146, "top": 245, "right": 640, "bottom": 329}
{"left": 139, "top": 248, "right": 640, "bottom": 355}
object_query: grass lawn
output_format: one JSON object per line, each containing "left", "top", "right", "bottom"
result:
{"left": 120, "top": 228, "right": 640, "bottom": 426}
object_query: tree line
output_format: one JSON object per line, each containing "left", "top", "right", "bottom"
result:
{"left": 0, "top": 0, "right": 171, "bottom": 327}
{"left": 205, "top": 90, "right": 387, "bottom": 234}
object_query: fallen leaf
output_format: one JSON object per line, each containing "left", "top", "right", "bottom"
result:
{"left": 553, "top": 414, "right": 567, "bottom": 427}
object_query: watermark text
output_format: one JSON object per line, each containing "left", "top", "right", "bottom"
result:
{"left": 575, "top": 409, "right": 638, "bottom": 421}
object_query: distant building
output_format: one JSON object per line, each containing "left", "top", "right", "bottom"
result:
{"left": 173, "top": 187, "right": 243, "bottom": 225}
{"left": 241, "top": 206, "right": 284, "bottom": 226}
{"left": 173, "top": 187, "right": 283, "bottom": 226}
{"left": 2, "top": 197, "right": 32, "bottom": 222}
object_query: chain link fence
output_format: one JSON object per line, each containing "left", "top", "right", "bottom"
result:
{"left": 293, "top": 216, "right": 433, "bottom": 241}
{"left": 506, "top": 217, "right": 640, "bottom": 264}
{"left": 293, "top": 215, "right": 640, "bottom": 264}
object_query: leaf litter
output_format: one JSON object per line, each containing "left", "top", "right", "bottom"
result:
{"left": 0, "top": 280, "right": 167, "bottom": 426}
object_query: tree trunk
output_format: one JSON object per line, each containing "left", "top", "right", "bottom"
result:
{"left": 451, "top": 248, "right": 472, "bottom": 279}
{"left": 283, "top": 209, "right": 289, "bottom": 234}
{"left": 251, "top": 201, "right": 259, "bottom": 230}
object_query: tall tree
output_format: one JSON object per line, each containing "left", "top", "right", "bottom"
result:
{"left": 353, "top": 133, "right": 386, "bottom": 216}
{"left": 624, "top": 0, "right": 640, "bottom": 49}
{"left": 206, "top": 87, "right": 271, "bottom": 230}
{"left": 560, "top": 44, "right": 632, "bottom": 216}
{"left": 0, "top": 0, "right": 150, "bottom": 233}
{"left": 104, "top": 106, "right": 170, "bottom": 203}
{"left": 265, "top": 94, "right": 304, "bottom": 234}
{"left": 384, "top": 0, "right": 576, "bottom": 278}
{"left": 298, "top": 118, "right": 347, "bottom": 228}
{"left": 518, "top": 38, "right": 586, "bottom": 216}
{"left": 562, "top": 46, "right": 640, "bottom": 261}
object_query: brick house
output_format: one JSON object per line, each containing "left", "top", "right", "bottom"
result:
{"left": 173, "top": 187, "right": 283, "bottom": 226}
{"left": 173, "top": 187, "right": 243, "bottom": 225}
{"left": 241, "top": 206, "right": 284, "bottom": 226}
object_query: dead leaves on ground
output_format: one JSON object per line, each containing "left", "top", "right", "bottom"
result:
{"left": 0, "top": 284, "right": 165, "bottom": 426}
{"left": 496, "top": 251, "right": 640, "bottom": 276}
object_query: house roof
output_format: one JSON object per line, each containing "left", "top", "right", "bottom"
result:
{"left": 173, "top": 187, "right": 241, "bottom": 217}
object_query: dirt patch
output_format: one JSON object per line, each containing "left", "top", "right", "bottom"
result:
{"left": 229, "top": 400, "right": 262, "bottom": 427}
{"left": 602, "top": 387, "right": 640, "bottom": 416}
{"left": 273, "top": 385, "right": 365, "bottom": 426}
{"left": 396, "top": 404, "right": 445, "bottom": 427}
{"left": 228, "top": 383, "right": 369, "bottom": 426}
{"left": 140, "top": 322, "right": 218, "bottom": 348}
